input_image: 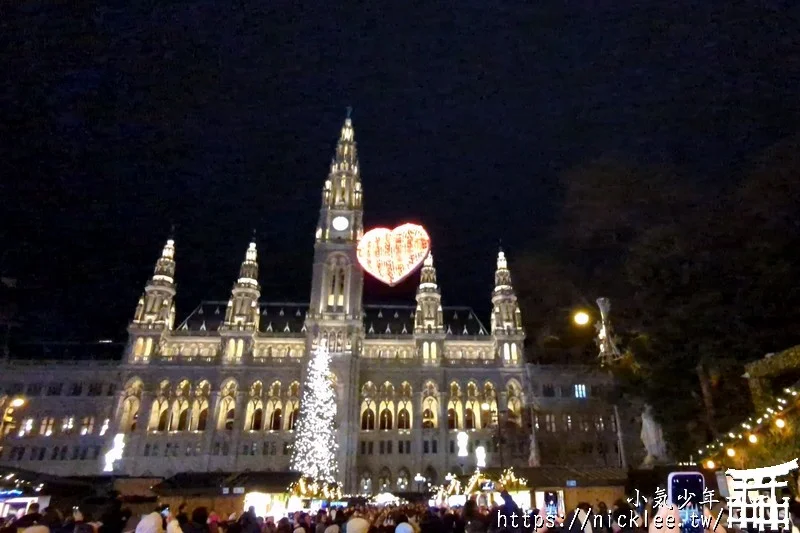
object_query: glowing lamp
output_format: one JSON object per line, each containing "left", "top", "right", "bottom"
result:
{"left": 704, "top": 460, "right": 715, "bottom": 469}
{"left": 476, "top": 446, "right": 486, "bottom": 468}
{"left": 573, "top": 311, "right": 590, "bottom": 326}
{"left": 726, "top": 448, "right": 736, "bottom": 457}
{"left": 775, "top": 418, "right": 786, "bottom": 428}
{"left": 10, "top": 398, "right": 25, "bottom": 408}
{"left": 104, "top": 434, "right": 126, "bottom": 472}
{"left": 357, "top": 224, "right": 430, "bottom": 286}
{"left": 748, "top": 434, "right": 758, "bottom": 444}
{"left": 457, "top": 431, "right": 469, "bottom": 457}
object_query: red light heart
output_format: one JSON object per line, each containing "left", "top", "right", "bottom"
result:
{"left": 357, "top": 224, "right": 431, "bottom": 287}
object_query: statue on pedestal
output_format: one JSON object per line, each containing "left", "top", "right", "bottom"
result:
{"left": 640, "top": 403, "right": 667, "bottom": 466}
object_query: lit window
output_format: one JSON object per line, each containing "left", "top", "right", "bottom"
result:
{"left": 99, "top": 419, "right": 110, "bottom": 436}
{"left": 574, "top": 384, "right": 587, "bottom": 398}
{"left": 62, "top": 416, "right": 75, "bottom": 434}
{"left": 19, "top": 418, "right": 34, "bottom": 437}
{"left": 80, "top": 417, "right": 95, "bottom": 435}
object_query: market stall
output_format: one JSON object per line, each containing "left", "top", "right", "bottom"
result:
{"left": 0, "top": 466, "right": 97, "bottom": 517}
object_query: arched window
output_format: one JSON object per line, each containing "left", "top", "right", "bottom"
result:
{"left": 265, "top": 398, "right": 283, "bottom": 431}
{"left": 284, "top": 399, "right": 299, "bottom": 430}
{"left": 464, "top": 407, "right": 476, "bottom": 430}
{"left": 270, "top": 408, "right": 283, "bottom": 431}
{"left": 361, "top": 401, "right": 376, "bottom": 431}
{"left": 359, "top": 472, "right": 373, "bottom": 494}
{"left": 191, "top": 381, "right": 210, "bottom": 431}
{"left": 379, "top": 407, "right": 393, "bottom": 430}
{"left": 288, "top": 408, "right": 299, "bottom": 430}
{"left": 378, "top": 469, "right": 392, "bottom": 492}
{"left": 422, "top": 395, "right": 438, "bottom": 429}
{"left": 397, "top": 402, "right": 411, "bottom": 430}
{"left": 447, "top": 382, "right": 462, "bottom": 430}
{"left": 236, "top": 339, "right": 244, "bottom": 359}
{"left": 174, "top": 400, "right": 190, "bottom": 431}
{"left": 216, "top": 381, "right": 237, "bottom": 430}
{"left": 196, "top": 406, "right": 208, "bottom": 431}
{"left": 120, "top": 378, "right": 143, "bottom": 433}
{"left": 247, "top": 381, "right": 264, "bottom": 431}
{"left": 396, "top": 468, "right": 410, "bottom": 491}
{"left": 121, "top": 397, "right": 140, "bottom": 432}
{"left": 447, "top": 408, "right": 458, "bottom": 430}
{"left": 251, "top": 406, "right": 264, "bottom": 431}
{"left": 157, "top": 405, "right": 169, "bottom": 431}
{"left": 224, "top": 407, "right": 235, "bottom": 430}
{"left": 133, "top": 338, "right": 144, "bottom": 357}
{"left": 424, "top": 466, "right": 437, "bottom": 485}
{"left": 422, "top": 342, "right": 430, "bottom": 360}
{"left": 326, "top": 259, "right": 348, "bottom": 312}
{"left": 225, "top": 339, "right": 236, "bottom": 359}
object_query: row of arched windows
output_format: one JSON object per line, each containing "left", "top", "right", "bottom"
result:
{"left": 359, "top": 466, "right": 437, "bottom": 494}
{"left": 118, "top": 378, "right": 302, "bottom": 434}
{"left": 358, "top": 379, "right": 523, "bottom": 431}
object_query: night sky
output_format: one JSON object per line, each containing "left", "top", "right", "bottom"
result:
{"left": 2, "top": 2, "right": 798, "bottom": 341}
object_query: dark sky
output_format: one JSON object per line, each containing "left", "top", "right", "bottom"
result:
{"left": 2, "top": 1, "right": 798, "bottom": 340}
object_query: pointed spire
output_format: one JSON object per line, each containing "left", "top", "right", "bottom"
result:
{"left": 221, "top": 239, "right": 261, "bottom": 331}
{"left": 419, "top": 253, "right": 438, "bottom": 288}
{"left": 494, "top": 248, "right": 512, "bottom": 289}
{"left": 415, "top": 252, "right": 443, "bottom": 334}
{"left": 132, "top": 235, "right": 177, "bottom": 329}
{"left": 154, "top": 238, "right": 176, "bottom": 280}
{"left": 334, "top": 115, "right": 357, "bottom": 169}
{"left": 237, "top": 239, "right": 259, "bottom": 285}
{"left": 491, "top": 247, "right": 523, "bottom": 336}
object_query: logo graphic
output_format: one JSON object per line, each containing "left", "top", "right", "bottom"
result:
{"left": 725, "top": 458, "right": 798, "bottom": 531}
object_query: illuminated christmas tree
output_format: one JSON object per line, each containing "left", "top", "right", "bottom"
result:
{"left": 290, "top": 340, "right": 339, "bottom": 484}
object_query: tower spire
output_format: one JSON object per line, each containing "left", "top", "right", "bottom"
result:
{"left": 131, "top": 236, "right": 177, "bottom": 348}
{"left": 221, "top": 238, "right": 261, "bottom": 331}
{"left": 491, "top": 248, "right": 523, "bottom": 336}
{"left": 320, "top": 115, "right": 361, "bottom": 214}
{"left": 415, "top": 253, "right": 443, "bottom": 333}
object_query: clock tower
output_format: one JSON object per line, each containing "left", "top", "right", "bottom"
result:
{"left": 306, "top": 113, "right": 365, "bottom": 492}
{"left": 308, "top": 114, "right": 364, "bottom": 323}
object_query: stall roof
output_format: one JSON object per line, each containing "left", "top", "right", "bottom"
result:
{"left": 0, "top": 466, "right": 97, "bottom": 496}
{"left": 152, "top": 471, "right": 301, "bottom": 497}
{"left": 223, "top": 472, "right": 301, "bottom": 493}
{"left": 458, "top": 467, "right": 628, "bottom": 489}
{"left": 152, "top": 472, "right": 234, "bottom": 497}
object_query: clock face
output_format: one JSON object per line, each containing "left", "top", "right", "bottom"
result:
{"left": 332, "top": 216, "right": 349, "bottom": 231}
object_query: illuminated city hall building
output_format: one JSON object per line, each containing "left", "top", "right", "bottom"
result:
{"left": 0, "top": 119, "right": 636, "bottom": 493}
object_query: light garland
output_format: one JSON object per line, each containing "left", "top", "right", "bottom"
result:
{"left": 289, "top": 341, "right": 340, "bottom": 485}
{"left": 464, "top": 468, "right": 483, "bottom": 495}
{"left": 697, "top": 386, "right": 799, "bottom": 466}
{"left": 498, "top": 467, "right": 528, "bottom": 492}
{"left": 288, "top": 476, "right": 342, "bottom": 500}
{"left": 356, "top": 224, "right": 431, "bottom": 286}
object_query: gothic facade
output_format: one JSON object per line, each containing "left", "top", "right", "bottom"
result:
{"left": 0, "top": 118, "right": 637, "bottom": 493}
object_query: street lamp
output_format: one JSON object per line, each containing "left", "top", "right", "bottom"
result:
{"left": 573, "top": 311, "right": 590, "bottom": 326}
{"left": 10, "top": 398, "right": 25, "bottom": 408}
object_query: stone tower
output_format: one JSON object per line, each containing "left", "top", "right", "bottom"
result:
{"left": 305, "top": 114, "right": 365, "bottom": 491}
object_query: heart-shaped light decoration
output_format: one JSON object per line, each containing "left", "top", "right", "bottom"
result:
{"left": 357, "top": 223, "right": 431, "bottom": 286}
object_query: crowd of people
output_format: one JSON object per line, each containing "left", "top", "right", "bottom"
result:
{"left": 1, "top": 483, "right": 735, "bottom": 533}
